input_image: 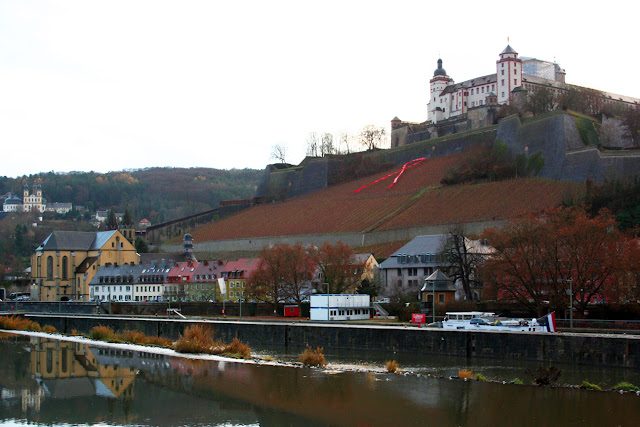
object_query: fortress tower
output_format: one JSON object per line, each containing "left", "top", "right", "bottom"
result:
{"left": 427, "top": 59, "right": 453, "bottom": 123}
{"left": 496, "top": 45, "right": 523, "bottom": 104}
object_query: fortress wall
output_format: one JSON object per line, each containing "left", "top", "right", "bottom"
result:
{"left": 160, "top": 220, "right": 503, "bottom": 254}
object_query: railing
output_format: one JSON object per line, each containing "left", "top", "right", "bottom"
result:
{"left": 555, "top": 318, "right": 640, "bottom": 331}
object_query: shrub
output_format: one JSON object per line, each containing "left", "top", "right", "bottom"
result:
{"left": 580, "top": 381, "right": 602, "bottom": 391}
{"left": 385, "top": 360, "right": 398, "bottom": 373}
{"left": 513, "top": 378, "right": 524, "bottom": 385}
{"left": 0, "top": 315, "right": 41, "bottom": 331}
{"left": 474, "top": 373, "right": 488, "bottom": 381}
{"left": 70, "top": 329, "right": 82, "bottom": 336}
{"left": 174, "top": 324, "right": 215, "bottom": 354}
{"left": 613, "top": 382, "right": 640, "bottom": 392}
{"left": 528, "top": 366, "right": 561, "bottom": 386}
{"left": 120, "top": 330, "right": 146, "bottom": 345}
{"left": 223, "top": 338, "right": 251, "bottom": 358}
{"left": 42, "top": 325, "right": 57, "bottom": 333}
{"left": 458, "top": 369, "right": 474, "bottom": 380}
{"left": 299, "top": 346, "right": 326, "bottom": 367}
{"left": 89, "top": 325, "right": 116, "bottom": 341}
{"left": 145, "top": 335, "right": 174, "bottom": 348}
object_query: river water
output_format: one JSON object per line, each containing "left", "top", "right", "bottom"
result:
{"left": 0, "top": 333, "right": 639, "bottom": 426}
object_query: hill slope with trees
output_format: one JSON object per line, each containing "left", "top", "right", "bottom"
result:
{"left": 0, "top": 167, "right": 263, "bottom": 224}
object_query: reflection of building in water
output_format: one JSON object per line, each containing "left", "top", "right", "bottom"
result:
{"left": 30, "top": 337, "right": 138, "bottom": 400}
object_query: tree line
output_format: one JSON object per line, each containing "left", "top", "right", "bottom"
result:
{"left": 246, "top": 242, "right": 376, "bottom": 304}
{"left": 270, "top": 125, "right": 387, "bottom": 164}
{"left": 0, "top": 167, "right": 263, "bottom": 224}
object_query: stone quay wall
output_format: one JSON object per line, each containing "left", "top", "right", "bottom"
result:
{"left": 17, "top": 314, "right": 640, "bottom": 369}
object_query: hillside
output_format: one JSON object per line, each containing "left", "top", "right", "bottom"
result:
{"left": 0, "top": 167, "right": 263, "bottom": 223}
{"left": 177, "top": 153, "right": 583, "bottom": 256}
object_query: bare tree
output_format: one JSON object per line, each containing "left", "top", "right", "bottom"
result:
{"left": 320, "top": 133, "right": 335, "bottom": 156}
{"left": 524, "top": 85, "right": 557, "bottom": 116}
{"left": 359, "top": 125, "right": 387, "bottom": 151}
{"left": 338, "top": 132, "right": 353, "bottom": 154}
{"left": 438, "top": 225, "right": 490, "bottom": 300}
{"left": 270, "top": 144, "right": 287, "bottom": 164}
{"left": 306, "top": 132, "right": 319, "bottom": 157}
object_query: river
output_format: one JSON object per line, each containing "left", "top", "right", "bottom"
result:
{"left": 0, "top": 333, "right": 638, "bottom": 426}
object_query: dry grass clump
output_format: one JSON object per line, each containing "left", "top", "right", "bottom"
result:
{"left": 222, "top": 338, "right": 251, "bottom": 358}
{"left": 42, "top": 325, "right": 57, "bottom": 333}
{"left": 145, "top": 335, "right": 174, "bottom": 348}
{"left": 458, "top": 369, "right": 474, "bottom": 380}
{"left": 299, "top": 346, "right": 326, "bottom": 367}
{"left": 385, "top": 360, "right": 399, "bottom": 373}
{"left": 89, "top": 325, "right": 116, "bottom": 341}
{"left": 173, "top": 325, "right": 251, "bottom": 358}
{"left": 0, "top": 315, "right": 43, "bottom": 332}
{"left": 174, "top": 324, "right": 216, "bottom": 354}
{"left": 120, "top": 330, "right": 147, "bottom": 345}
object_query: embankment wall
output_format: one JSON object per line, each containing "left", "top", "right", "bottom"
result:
{"left": 19, "top": 314, "right": 640, "bottom": 369}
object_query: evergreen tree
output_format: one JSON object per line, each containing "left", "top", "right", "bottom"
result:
{"left": 122, "top": 208, "right": 133, "bottom": 226}
{"left": 106, "top": 210, "right": 118, "bottom": 230}
{"left": 135, "top": 237, "right": 149, "bottom": 253}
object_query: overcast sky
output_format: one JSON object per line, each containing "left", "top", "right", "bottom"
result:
{"left": 1, "top": 0, "right": 638, "bottom": 178}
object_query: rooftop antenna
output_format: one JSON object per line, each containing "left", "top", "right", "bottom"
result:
{"left": 507, "top": 36, "right": 510, "bottom": 44}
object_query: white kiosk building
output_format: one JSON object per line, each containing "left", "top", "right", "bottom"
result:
{"left": 310, "top": 294, "right": 371, "bottom": 321}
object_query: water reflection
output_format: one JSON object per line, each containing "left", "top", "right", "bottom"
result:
{"left": 1, "top": 335, "right": 640, "bottom": 426}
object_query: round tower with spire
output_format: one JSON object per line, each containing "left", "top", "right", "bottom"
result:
{"left": 428, "top": 58, "right": 453, "bottom": 123}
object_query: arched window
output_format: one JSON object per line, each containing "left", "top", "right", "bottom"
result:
{"left": 62, "top": 256, "right": 68, "bottom": 280}
{"left": 46, "top": 256, "right": 53, "bottom": 280}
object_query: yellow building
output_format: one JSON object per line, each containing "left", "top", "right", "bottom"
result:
{"left": 23, "top": 183, "right": 46, "bottom": 213}
{"left": 30, "top": 337, "right": 137, "bottom": 400}
{"left": 31, "top": 230, "right": 139, "bottom": 301}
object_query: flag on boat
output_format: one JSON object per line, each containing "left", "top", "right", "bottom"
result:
{"left": 536, "top": 312, "right": 556, "bottom": 332}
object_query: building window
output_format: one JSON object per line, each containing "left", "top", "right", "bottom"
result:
{"left": 439, "top": 294, "right": 445, "bottom": 303}
{"left": 502, "top": 92, "right": 505, "bottom": 97}
{"left": 47, "top": 256, "right": 53, "bottom": 280}
{"left": 501, "top": 79, "right": 504, "bottom": 86}
{"left": 501, "top": 70, "right": 504, "bottom": 76}
{"left": 514, "top": 79, "right": 518, "bottom": 85}
{"left": 61, "top": 256, "right": 68, "bottom": 280}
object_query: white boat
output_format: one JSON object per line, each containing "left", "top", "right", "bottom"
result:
{"left": 440, "top": 311, "right": 556, "bottom": 332}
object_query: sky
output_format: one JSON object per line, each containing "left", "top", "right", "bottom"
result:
{"left": 1, "top": 0, "right": 639, "bottom": 178}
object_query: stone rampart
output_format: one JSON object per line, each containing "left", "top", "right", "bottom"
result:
{"left": 161, "top": 220, "right": 504, "bottom": 254}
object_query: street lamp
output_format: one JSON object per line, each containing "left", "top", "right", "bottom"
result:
{"left": 568, "top": 278, "right": 573, "bottom": 329}
{"left": 323, "top": 283, "right": 330, "bottom": 321}
{"left": 432, "top": 281, "right": 436, "bottom": 324}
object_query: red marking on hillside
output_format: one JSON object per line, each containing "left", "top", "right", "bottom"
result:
{"left": 354, "top": 158, "right": 426, "bottom": 193}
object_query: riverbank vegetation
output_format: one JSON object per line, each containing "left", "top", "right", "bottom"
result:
{"left": 299, "top": 346, "right": 326, "bottom": 367}
{"left": 2, "top": 315, "right": 640, "bottom": 394}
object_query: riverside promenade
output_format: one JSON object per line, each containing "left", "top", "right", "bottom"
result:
{"left": 11, "top": 312, "right": 640, "bottom": 369}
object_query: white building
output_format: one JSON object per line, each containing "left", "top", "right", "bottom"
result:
{"left": 3, "top": 193, "right": 23, "bottom": 212}
{"left": 310, "top": 294, "right": 371, "bottom": 321}
{"left": 427, "top": 45, "right": 640, "bottom": 124}
{"left": 89, "top": 264, "right": 136, "bottom": 302}
{"left": 46, "top": 202, "right": 73, "bottom": 214}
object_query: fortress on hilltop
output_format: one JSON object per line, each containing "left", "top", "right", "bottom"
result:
{"left": 391, "top": 45, "right": 640, "bottom": 147}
